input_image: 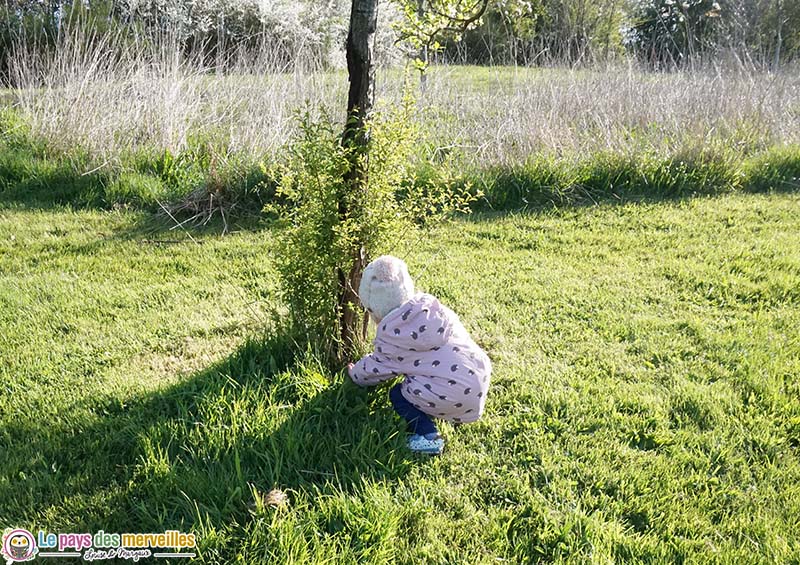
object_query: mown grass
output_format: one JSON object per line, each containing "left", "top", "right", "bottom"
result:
{"left": 2, "top": 192, "right": 798, "bottom": 563}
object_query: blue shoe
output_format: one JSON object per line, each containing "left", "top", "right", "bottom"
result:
{"left": 407, "top": 433, "right": 444, "bottom": 455}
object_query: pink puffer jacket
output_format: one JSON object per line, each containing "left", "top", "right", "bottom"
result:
{"left": 349, "top": 293, "right": 492, "bottom": 423}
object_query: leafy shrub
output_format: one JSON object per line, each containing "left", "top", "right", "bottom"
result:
{"left": 267, "top": 96, "right": 476, "bottom": 361}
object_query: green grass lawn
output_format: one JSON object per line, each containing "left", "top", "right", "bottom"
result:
{"left": 1, "top": 193, "right": 799, "bottom": 563}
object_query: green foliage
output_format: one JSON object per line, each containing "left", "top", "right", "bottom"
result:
{"left": 446, "top": 0, "right": 800, "bottom": 66}
{"left": 395, "top": 0, "right": 487, "bottom": 49}
{"left": 266, "top": 95, "right": 476, "bottom": 357}
{"left": 0, "top": 107, "right": 271, "bottom": 211}
{"left": 393, "top": 0, "right": 489, "bottom": 71}
{"left": 148, "top": 148, "right": 208, "bottom": 194}
{"left": 625, "top": 0, "right": 800, "bottom": 67}
{"left": 459, "top": 0, "right": 627, "bottom": 65}
{"left": 626, "top": 0, "right": 725, "bottom": 66}
{"left": 264, "top": 113, "right": 354, "bottom": 351}
{"left": 0, "top": 115, "right": 110, "bottom": 207}
{"left": 741, "top": 145, "right": 800, "bottom": 193}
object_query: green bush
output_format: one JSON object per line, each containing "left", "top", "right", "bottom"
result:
{"left": 267, "top": 98, "right": 475, "bottom": 360}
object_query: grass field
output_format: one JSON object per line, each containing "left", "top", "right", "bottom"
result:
{"left": 2, "top": 191, "right": 799, "bottom": 562}
{"left": 2, "top": 36, "right": 800, "bottom": 562}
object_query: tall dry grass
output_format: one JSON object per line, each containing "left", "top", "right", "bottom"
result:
{"left": 418, "top": 63, "right": 800, "bottom": 167}
{"left": 8, "top": 28, "right": 343, "bottom": 165}
{"left": 5, "top": 27, "right": 800, "bottom": 172}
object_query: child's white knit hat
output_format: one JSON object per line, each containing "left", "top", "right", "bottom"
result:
{"left": 358, "top": 255, "right": 415, "bottom": 321}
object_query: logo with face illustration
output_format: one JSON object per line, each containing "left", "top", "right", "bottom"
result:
{"left": 1, "top": 529, "right": 38, "bottom": 562}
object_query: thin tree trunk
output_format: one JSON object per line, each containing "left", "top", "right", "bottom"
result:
{"left": 418, "top": 0, "right": 428, "bottom": 90}
{"left": 773, "top": 0, "right": 783, "bottom": 71}
{"left": 338, "top": 0, "right": 378, "bottom": 360}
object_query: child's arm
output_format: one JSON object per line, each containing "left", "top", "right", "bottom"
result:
{"left": 348, "top": 352, "right": 397, "bottom": 386}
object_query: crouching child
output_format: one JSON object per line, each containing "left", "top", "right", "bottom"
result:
{"left": 348, "top": 255, "right": 492, "bottom": 455}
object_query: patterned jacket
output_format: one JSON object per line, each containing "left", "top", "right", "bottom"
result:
{"left": 349, "top": 293, "right": 492, "bottom": 423}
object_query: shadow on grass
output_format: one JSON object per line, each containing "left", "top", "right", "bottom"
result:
{"left": 468, "top": 145, "right": 800, "bottom": 213}
{"left": 3, "top": 138, "right": 798, "bottom": 226}
{"left": 0, "top": 151, "right": 111, "bottom": 209}
{"left": 0, "top": 333, "right": 413, "bottom": 549}
{"left": 0, "top": 142, "right": 273, "bottom": 220}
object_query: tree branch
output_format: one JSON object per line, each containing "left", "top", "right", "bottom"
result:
{"left": 426, "top": 0, "right": 489, "bottom": 26}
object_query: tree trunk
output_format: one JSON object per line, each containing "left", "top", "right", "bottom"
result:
{"left": 418, "top": 0, "right": 428, "bottom": 90}
{"left": 344, "top": 0, "right": 379, "bottom": 143}
{"left": 338, "top": 0, "right": 378, "bottom": 360}
{"left": 773, "top": 0, "right": 783, "bottom": 72}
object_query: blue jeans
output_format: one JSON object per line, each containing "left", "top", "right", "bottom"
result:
{"left": 389, "top": 383, "right": 438, "bottom": 436}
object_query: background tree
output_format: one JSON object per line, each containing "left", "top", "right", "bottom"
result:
{"left": 448, "top": 0, "right": 626, "bottom": 66}
{"left": 722, "top": 0, "right": 800, "bottom": 69}
{"left": 3, "top": 0, "right": 800, "bottom": 82}
{"left": 392, "top": 0, "right": 489, "bottom": 79}
{"left": 624, "top": 0, "right": 724, "bottom": 67}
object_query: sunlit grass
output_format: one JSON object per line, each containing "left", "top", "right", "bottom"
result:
{"left": 1, "top": 193, "right": 798, "bottom": 562}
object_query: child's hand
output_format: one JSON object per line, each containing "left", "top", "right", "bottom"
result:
{"left": 347, "top": 363, "right": 355, "bottom": 378}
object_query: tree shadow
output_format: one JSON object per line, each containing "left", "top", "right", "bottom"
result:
{"left": 469, "top": 149, "right": 800, "bottom": 214}
{"left": 463, "top": 183, "right": 800, "bottom": 226}
{"left": 0, "top": 143, "right": 273, "bottom": 227}
{"left": 1, "top": 333, "right": 415, "bottom": 547}
{"left": 3, "top": 139, "right": 798, "bottom": 228}
{"left": 0, "top": 154, "right": 111, "bottom": 209}
{"left": 58, "top": 209, "right": 269, "bottom": 259}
